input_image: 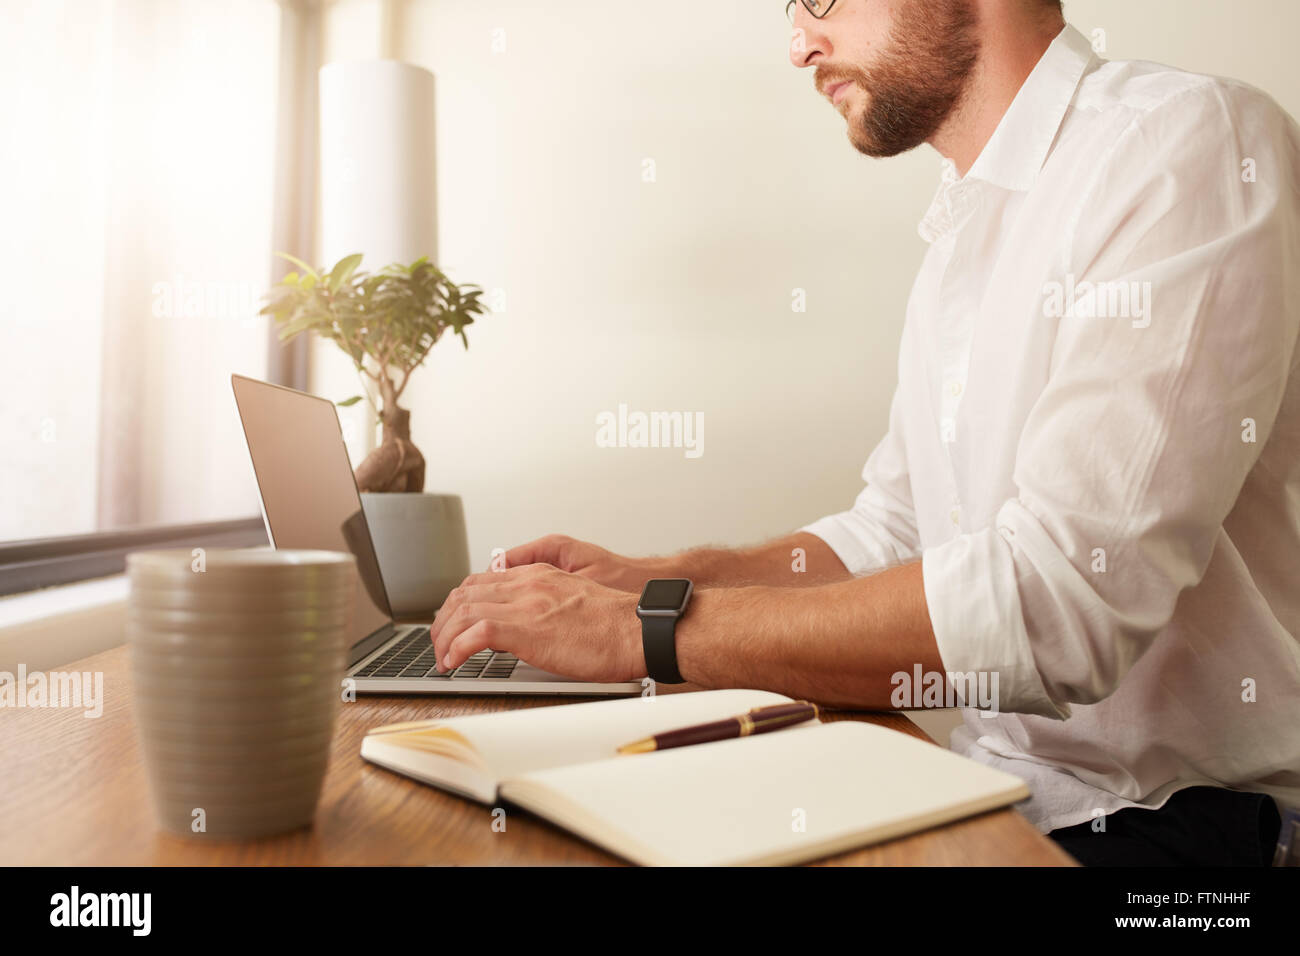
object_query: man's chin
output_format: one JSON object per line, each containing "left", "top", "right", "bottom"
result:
{"left": 843, "top": 109, "right": 878, "bottom": 156}
{"left": 847, "top": 125, "right": 901, "bottom": 159}
{"left": 846, "top": 105, "right": 929, "bottom": 158}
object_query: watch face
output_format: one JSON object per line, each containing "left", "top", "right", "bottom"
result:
{"left": 639, "top": 579, "right": 691, "bottom": 612}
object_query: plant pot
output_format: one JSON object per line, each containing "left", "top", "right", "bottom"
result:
{"left": 359, "top": 493, "right": 471, "bottom": 618}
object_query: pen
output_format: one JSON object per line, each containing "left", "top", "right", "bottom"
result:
{"left": 617, "top": 701, "right": 820, "bottom": 755}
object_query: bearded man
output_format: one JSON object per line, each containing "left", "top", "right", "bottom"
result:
{"left": 431, "top": 0, "right": 1300, "bottom": 866}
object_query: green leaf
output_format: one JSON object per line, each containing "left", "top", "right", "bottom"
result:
{"left": 329, "top": 253, "right": 364, "bottom": 293}
{"left": 336, "top": 395, "right": 364, "bottom": 407}
{"left": 276, "top": 312, "right": 324, "bottom": 339}
{"left": 275, "top": 251, "right": 318, "bottom": 277}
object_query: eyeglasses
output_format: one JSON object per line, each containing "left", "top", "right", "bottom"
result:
{"left": 786, "top": 0, "right": 838, "bottom": 22}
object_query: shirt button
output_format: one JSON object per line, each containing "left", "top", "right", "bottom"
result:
{"left": 948, "top": 381, "right": 964, "bottom": 397}
{"left": 950, "top": 508, "right": 962, "bottom": 527}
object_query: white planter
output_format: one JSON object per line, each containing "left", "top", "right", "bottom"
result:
{"left": 360, "top": 493, "right": 470, "bottom": 618}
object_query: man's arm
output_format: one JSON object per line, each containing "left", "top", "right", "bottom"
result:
{"left": 675, "top": 560, "right": 942, "bottom": 708}
{"left": 430, "top": 558, "right": 943, "bottom": 711}
{"left": 503, "top": 531, "right": 852, "bottom": 590}
{"left": 662, "top": 532, "right": 853, "bottom": 586}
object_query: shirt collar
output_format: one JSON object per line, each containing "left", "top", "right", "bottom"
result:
{"left": 917, "top": 24, "right": 1096, "bottom": 243}
{"left": 965, "top": 24, "right": 1097, "bottom": 191}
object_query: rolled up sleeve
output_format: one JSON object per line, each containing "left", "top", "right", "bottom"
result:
{"left": 922, "top": 85, "right": 1300, "bottom": 719}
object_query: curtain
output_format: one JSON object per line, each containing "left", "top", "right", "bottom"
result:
{"left": 0, "top": 0, "right": 284, "bottom": 539}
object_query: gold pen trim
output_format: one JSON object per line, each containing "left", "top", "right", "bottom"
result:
{"left": 617, "top": 702, "right": 821, "bottom": 755}
{"left": 617, "top": 738, "right": 658, "bottom": 755}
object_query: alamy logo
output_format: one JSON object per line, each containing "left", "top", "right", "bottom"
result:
{"left": 595, "top": 403, "right": 703, "bottom": 459}
{"left": 0, "top": 665, "right": 103, "bottom": 718}
{"left": 1042, "top": 273, "right": 1152, "bottom": 328}
{"left": 49, "top": 886, "right": 151, "bottom": 936}
{"left": 891, "top": 665, "right": 1001, "bottom": 717}
{"left": 151, "top": 274, "right": 260, "bottom": 326}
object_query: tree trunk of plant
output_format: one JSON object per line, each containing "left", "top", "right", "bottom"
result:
{"left": 381, "top": 401, "right": 410, "bottom": 445}
{"left": 353, "top": 377, "right": 427, "bottom": 493}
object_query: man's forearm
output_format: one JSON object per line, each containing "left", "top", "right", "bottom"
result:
{"left": 671, "top": 560, "right": 943, "bottom": 709}
{"left": 647, "top": 532, "right": 852, "bottom": 588}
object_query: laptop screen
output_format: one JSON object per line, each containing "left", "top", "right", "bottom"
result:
{"left": 231, "top": 375, "right": 393, "bottom": 649}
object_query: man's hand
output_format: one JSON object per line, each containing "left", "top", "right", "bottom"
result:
{"left": 430, "top": 563, "right": 645, "bottom": 682}
{"left": 504, "top": 534, "right": 658, "bottom": 592}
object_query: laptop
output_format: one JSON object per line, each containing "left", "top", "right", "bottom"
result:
{"left": 231, "top": 374, "right": 642, "bottom": 696}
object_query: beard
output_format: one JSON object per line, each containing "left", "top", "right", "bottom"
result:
{"left": 818, "top": 0, "right": 980, "bottom": 158}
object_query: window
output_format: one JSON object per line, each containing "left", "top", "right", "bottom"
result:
{"left": 0, "top": 0, "right": 300, "bottom": 583}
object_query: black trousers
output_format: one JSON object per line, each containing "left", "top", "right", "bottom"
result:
{"left": 1048, "top": 785, "right": 1281, "bottom": 866}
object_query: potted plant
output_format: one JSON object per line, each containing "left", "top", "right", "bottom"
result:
{"left": 261, "top": 253, "right": 488, "bottom": 615}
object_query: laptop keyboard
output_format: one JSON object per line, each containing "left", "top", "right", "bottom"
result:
{"left": 353, "top": 627, "right": 519, "bottom": 681}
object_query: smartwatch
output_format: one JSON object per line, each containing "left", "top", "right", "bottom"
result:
{"left": 636, "top": 578, "right": 693, "bottom": 684}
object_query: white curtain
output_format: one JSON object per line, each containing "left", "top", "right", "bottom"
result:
{"left": 0, "top": 0, "right": 284, "bottom": 540}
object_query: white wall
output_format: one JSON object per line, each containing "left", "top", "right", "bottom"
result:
{"left": 314, "top": 0, "right": 1300, "bottom": 576}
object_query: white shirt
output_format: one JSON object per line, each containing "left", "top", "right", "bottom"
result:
{"left": 803, "top": 25, "right": 1300, "bottom": 833}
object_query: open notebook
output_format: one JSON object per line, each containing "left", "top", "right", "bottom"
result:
{"left": 360, "top": 689, "right": 1030, "bottom": 866}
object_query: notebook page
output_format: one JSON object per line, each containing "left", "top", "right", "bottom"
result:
{"left": 502, "top": 720, "right": 1031, "bottom": 866}
{"left": 439, "top": 688, "right": 793, "bottom": 780}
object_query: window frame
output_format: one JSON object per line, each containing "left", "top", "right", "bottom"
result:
{"left": 0, "top": 519, "right": 270, "bottom": 598}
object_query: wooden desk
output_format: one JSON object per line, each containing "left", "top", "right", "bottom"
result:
{"left": 0, "top": 645, "right": 1075, "bottom": 866}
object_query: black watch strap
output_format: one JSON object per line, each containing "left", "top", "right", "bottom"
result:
{"left": 642, "top": 615, "right": 685, "bottom": 684}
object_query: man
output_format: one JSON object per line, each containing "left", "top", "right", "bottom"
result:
{"left": 431, "top": 0, "right": 1300, "bottom": 866}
